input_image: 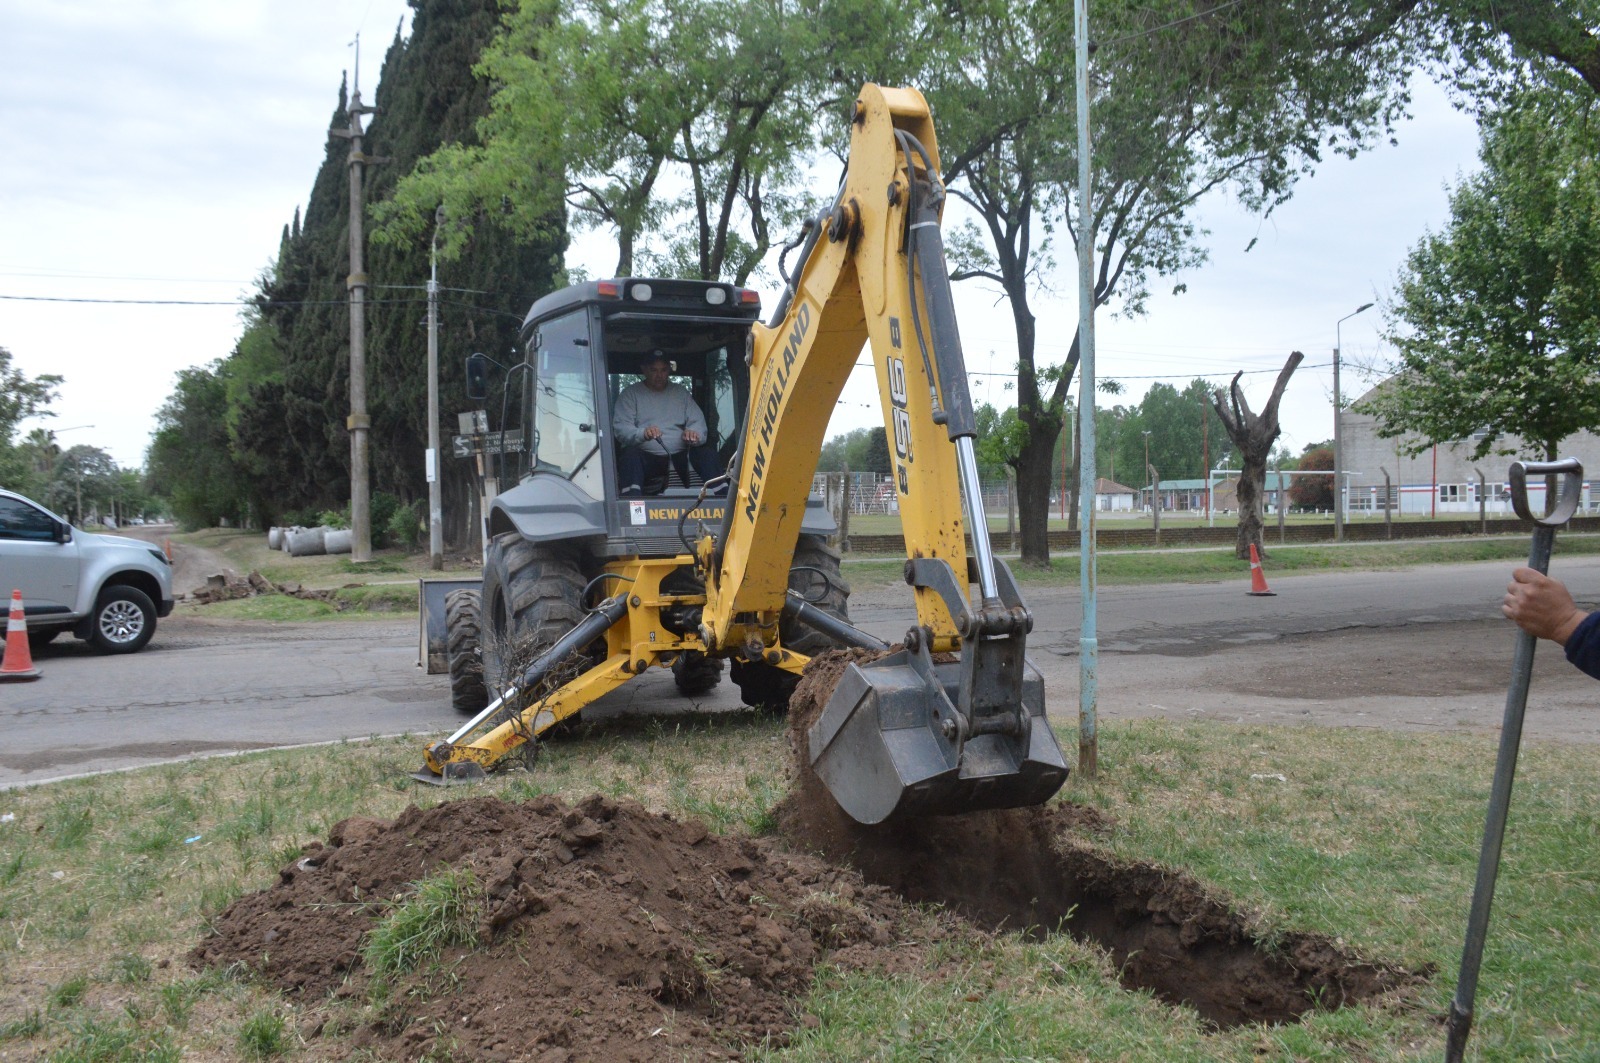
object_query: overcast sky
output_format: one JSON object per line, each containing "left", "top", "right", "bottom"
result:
{"left": 1, "top": 2, "right": 1482, "bottom": 472}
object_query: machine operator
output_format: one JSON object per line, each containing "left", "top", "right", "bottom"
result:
{"left": 613, "top": 351, "right": 722, "bottom": 496}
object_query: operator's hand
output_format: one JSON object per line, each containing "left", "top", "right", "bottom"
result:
{"left": 682, "top": 428, "right": 701, "bottom": 446}
{"left": 1503, "top": 567, "right": 1589, "bottom": 645}
{"left": 642, "top": 425, "right": 662, "bottom": 442}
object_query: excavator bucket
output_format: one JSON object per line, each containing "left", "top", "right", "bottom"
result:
{"left": 807, "top": 643, "right": 1069, "bottom": 824}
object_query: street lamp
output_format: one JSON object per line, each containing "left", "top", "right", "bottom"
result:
{"left": 1333, "top": 303, "right": 1374, "bottom": 542}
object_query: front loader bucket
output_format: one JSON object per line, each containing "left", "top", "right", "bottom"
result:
{"left": 807, "top": 648, "right": 1069, "bottom": 824}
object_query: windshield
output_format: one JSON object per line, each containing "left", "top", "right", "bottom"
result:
{"left": 529, "top": 310, "right": 603, "bottom": 497}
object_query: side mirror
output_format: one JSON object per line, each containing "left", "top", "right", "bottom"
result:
{"left": 465, "top": 352, "right": 490, "bottom": 402}
{"left": 55, "top": 519, "right": 72, "bottom": 544}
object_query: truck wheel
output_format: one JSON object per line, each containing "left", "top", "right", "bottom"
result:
{"left": 672, "top": 651, "right": 723, "bottom": 696}
{"left": 480, "top": 535, "right": 596, "bottom": 705}
{"left": 733, "top": 535, "right": 852, "bottom": 713}
{"left": 444, "top": 588, "right": 489, "bottom": 715}
{"left": 87, "top": 586, "right": 156, "bottom": 655}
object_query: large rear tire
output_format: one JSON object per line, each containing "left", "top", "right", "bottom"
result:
{"left": 444, "top": 588, "right": 489, "bottom": 715}
{"left": 733, "top": 535, "right": 851, "bottom": 713}
{"left": 480, "top": 535, "right": 596, "bottom": 704}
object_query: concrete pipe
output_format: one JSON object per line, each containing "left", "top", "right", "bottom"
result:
{"left": 286, "top": 526, "right": 327, "bottom": 557}
{"left": 323, "top": 528, "right": 353, "bottom": 555}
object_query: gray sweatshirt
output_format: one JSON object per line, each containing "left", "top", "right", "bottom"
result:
{"left": 612, "top": 381, "right": 708, "bottom": 454}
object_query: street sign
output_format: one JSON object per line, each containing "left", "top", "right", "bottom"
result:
{"left": 452, "top": 434, "right": 524, "bottom": 458}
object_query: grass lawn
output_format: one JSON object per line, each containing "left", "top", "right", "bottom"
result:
{"left": 0, "top": 719, "right": 1593, "bottom": 1059}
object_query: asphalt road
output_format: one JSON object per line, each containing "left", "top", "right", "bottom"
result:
{"left": 3, "top": 554, "right": 1596, "bottom": 789}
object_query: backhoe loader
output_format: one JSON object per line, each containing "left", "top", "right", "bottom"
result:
{"left": 417, "top": 84, "right": 1070, "bottom": 823}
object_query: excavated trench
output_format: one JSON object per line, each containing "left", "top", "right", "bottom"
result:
{"left": 782, "top": 650, "right": 1426, "bottom": 1029}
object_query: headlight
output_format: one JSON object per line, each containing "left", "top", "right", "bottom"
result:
{"left": 148, "top": 548, "right": 170, "bottom": 567}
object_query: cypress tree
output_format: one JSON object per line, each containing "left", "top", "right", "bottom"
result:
{"left": 256, "top": 0, "right": 565, "bottom": 542}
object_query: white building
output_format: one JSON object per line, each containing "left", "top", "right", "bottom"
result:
{"left": 1342, "top": 381, "right": 1600, "bottom": 516}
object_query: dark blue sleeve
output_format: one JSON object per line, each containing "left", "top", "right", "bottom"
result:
{"left": 1563, "top": 611, "right": 1600, "bottom": 680}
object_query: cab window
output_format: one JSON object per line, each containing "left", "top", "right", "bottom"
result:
{"left": 527, "top": 310, "right": 603, "bottom": 498}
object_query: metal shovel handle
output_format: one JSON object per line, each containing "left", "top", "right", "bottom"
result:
{"left": 1445, "top": 457, "right": 1583, "bottom": 1062}
{"left": 1509, "top": 457, "right": 1583, "bottom": 527}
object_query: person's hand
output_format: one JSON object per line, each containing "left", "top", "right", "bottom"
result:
{"left": 642, "top": 425, "right": 662, "bottom": 441}
{"left": 1502, "top": 567, "right": 1589, "bottom": 644}
{"left": 683, "top": 428, "right": 701, "bottom": 445}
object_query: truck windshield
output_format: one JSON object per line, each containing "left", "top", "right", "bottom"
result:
{"left": 530, "top": 311, "right": 602, "bottom": 497}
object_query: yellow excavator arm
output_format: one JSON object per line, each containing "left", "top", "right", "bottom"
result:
{"left": 703, "top": 85, "right": 969, "bottom": 655}
{"left": 701, "top": 84, "right": 1069, "bottom": 822}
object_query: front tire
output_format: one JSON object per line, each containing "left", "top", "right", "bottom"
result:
{"left": 672, "top": 651, "right": 723, "bottom": 696}
{"left": 444, "top": 589, "right": 489, "bottom": 715}
{"left": 480, "top": 535, "right": 595, "bottom": 703}
{"left": 87, "top": 586, "right": 156, "bottom": 655}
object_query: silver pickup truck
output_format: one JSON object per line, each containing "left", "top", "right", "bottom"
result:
{"left": 0, "top": 487, "right": 174, "bottom": 654}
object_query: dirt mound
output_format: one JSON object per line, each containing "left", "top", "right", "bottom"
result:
{"left": 191, "top": 650, "right": 1428, "bottom": 1056}
{"left": 190, "top": 793, "right": 955, "bottom": 1061}
{"left": 780, "top": 650, "right": 1430, "bottom": 1027}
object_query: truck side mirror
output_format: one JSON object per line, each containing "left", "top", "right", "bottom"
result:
{"left": 465, "top": 352, "right": 490, "bottom": 402}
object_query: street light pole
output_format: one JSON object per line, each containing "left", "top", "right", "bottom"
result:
{"left": 426, "top": 207, "right": 444, "bottom": 571}
{"left": 1334, "top": 302, "right": 1374, "bottom": 542}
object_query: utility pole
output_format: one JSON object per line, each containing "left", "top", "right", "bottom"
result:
{"left": 331, "top": 38, "right": 383, "bottom": 563}
{"left": 426, "top": 207, "right": 444, "bottom": 570}
{"left": 1333, "top": 301, "right": 1374, "bottom": 543}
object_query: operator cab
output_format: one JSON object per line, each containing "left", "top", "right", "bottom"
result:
{"left": 511, "top": 277, "right": 760, "bottom": 505}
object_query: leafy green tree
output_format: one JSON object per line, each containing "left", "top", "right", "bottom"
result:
{"left": 974, "top": 403, "right": 1027, "bottom": 480}
{"left": 0, "top": 347, "right": 62, "bottom": 494}
{"left": 1361, "top": 82, "right": 1600, "bottom": 461}
{"left": 49, "top": 445, "right": 120, "bottom": 526}
{"left": 382, "top": 0, "right": 888, "bottom": 282}
{"left": 1102, "top": 380, "right": 1230, "bottom": 488}
{"left": 922, "top": 0, "right": 1416, "bottom": 563}
{"left": 1289, "top": 446, "right": 1334, "bottom": 509}
{"left": 147, "top": 365, "right": 251, "bottom": 530}
{"left": 815, "top": 425, "right": 891, "bottom": 475}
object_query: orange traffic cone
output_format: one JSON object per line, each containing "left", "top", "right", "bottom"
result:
{"left": 1247, "top": 544, "right": 1276, "bottom": 597}
{"left": 0, "top": 590, "right": 41, "bottom": 681}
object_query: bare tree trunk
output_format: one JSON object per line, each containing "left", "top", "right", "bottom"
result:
{"left": 1212, "top": 352, "right": 1304, "bottom": 560}
{"left": 1015, "top": 440, "right": 1056, "bottom": 563}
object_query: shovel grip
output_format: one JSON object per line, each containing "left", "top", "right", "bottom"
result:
{"left": 1509, "top": 458, "right": 1583, "bottom": 526}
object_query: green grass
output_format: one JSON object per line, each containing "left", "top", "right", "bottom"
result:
{"left": 841, "top": 532, "right": 1600, "bottom": 587}
{"left": 362, "top": 867, "right": 482, "bottom": 978}
{"left": 171, "top": 524, "right": 1600, "bottom": 623}
{"left": 0, "top": 719, "right": 1593, "bottom": 1059}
